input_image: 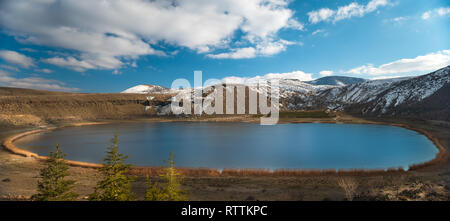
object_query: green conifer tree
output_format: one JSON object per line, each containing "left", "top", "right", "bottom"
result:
{"left": 159, "top": 152, "right": 188, "bottom": 201}
{"left": 89, "top": 134, "right": 136, "bottom": 201}
{"left": 32, "top": 144, "right": 78, "bottom": 201}
{"left": 144, "top": 176, "right": 165, "bottom": 201}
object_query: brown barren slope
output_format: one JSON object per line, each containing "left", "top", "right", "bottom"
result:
{"left": 0, "top": 87, "right": 175, "bottom": 126}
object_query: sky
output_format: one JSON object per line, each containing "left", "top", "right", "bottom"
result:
{"left": 0, "top": 0, "right": 449, "bottom": 93}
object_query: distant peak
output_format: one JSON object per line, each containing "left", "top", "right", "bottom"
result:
{"left": 121, "top": 84, "right": 169, "bottom": 94}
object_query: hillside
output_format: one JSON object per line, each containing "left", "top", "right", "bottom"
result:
{"left": 0, "top": 87, "right": 69, "bottom": 96}
{"left": 0, "top": 89, "right": 172, "bottom": 126}
{"left": 305, "top": 76, "right": 366, "bottom": 86}
{"left": 122, "top": 66, "right": 450, "bottom": 121}
{"left": 308, "top": 66, "right": 450, "bottom": 119}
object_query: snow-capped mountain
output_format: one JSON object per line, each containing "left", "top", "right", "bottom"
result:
{"left": 121, "top": 77, "right": 346, "bottom": 96}
{"left": 285, "top": 66, "right": 450, "bottom": 117}
{"left": 122, "top": 66, "right": 450, "bottom": 119}
{"left": 246, "top": 78, "right": 336, "bottom": 98}
{"left": 121, "top": 84, "right": 170, "bottom": 94}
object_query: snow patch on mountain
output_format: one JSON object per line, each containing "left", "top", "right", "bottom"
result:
{"left": 121, "top": 84, "right": 171, "bottom": 94}
{"left": 313, "top": 66, "right": 450, "bottom": 114}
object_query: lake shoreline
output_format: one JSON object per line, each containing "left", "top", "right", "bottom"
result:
{"left": 2, "top": 115, "right": 446, "bottom": 176}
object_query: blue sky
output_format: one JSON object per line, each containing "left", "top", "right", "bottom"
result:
{"left": 0, "top": 0, "right": 449, "bottom": 92}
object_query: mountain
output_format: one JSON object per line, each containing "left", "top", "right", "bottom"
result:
{"left": 286, "top": 66, "right": 450, "bottom": 119}
{"left": 122, "top": 76, "right": 363, "bottom": 95}
{"left": 121, "top": 84, "right": 170, "bottom": 94}
{"left": 122, "top": 66, "right": 450, "bottom": 120}
{"left": 305, "top": 76, "right": 366, "bottom": 86}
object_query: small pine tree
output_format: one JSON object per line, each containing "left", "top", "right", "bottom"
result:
{"left": 144, "top": 176, "right": 165, "bottom": 201}
{"left": 32, "top": 144, "right": 78, "bottom": 201}
{"left": 159, "top": 152, "right": 188, "bottom": 201}
{"left": 89, "top": 134, "right": 136, "bottom": 201}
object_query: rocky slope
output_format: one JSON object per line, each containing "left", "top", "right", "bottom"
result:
{"left": 312, "top": 66, "right": 450, "bottom": 117}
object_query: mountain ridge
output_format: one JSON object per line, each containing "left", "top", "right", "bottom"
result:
{"left": 305, "top": 76, "right": 366, "bottom": 86}
{"left": 109, "top": 66, "right": 449, "bottom": 120}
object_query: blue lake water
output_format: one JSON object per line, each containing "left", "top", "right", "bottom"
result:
{"left": 15, "top": 122, "right": 439, "bottom": 170}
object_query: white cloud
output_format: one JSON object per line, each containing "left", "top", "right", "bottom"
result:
{"left": 384, "top": 16, "right": 408, "bottom": 24}
{"left": 308, "top": 8, "right": 335, "bottom": 23}
{"left": 422, "top": 12, "right": 431, "bottom": 20}
{"left": 371, "top": 75, "right": 402, "bottom": 80}
{"left": 35, "top": 68, "right": 53, "bottom": 74}
{"left": 264, "top": 70, "right": 313, "bottom": 81}
{"left": 43, "top": 57, "right": 97, "bottom": 72}
{"left": 422, "top": 7, "right": 450, "bottom": 20}
{"left": 308, "top": 0, "right": 389, "bottom": 24}
{"left": 287, "top": 19, "right": 305, "bottom": 31}
{"left": 347, "top": 50, "right": 450, "bottom": 75}
{"left": 0, "top": 70, "right": 78, "bottom": 91}
{"left": 437, "top": 7, "right": 450, "bottom": 16}
{"left": 207, "top": 39, "right": 298, "bottom": 59}
{"left": 256, "top": 39, "right": 297, "bottom": 56}
{"left": 0, "top": 0, "right": 303, "bottom": 71}
{"left": 221, "top": 70, "right": 313, "bottom": 84}
{"left": 0, "top": 50, "right": 35, "bottom": 68}
{"left": 334, "top": 3, "right": 366, "bottom": 22}
{"left": 207, "top": 47, "right": 256, "bottom": 59}
{"left": 311, "top": 29, "right": 328, "bottom": 37}
{"left": 0, "top": 64, "right": 20, "bottom": 72}
{"left": 319, "top": 70, "right": 333, "bottom": 77}
{"left": 365, "top": 0, "right": 390, "bottom": 12}
{"left": 20, "top": 48, "right": 38, "bottom": 53}
{"left": 312, "top": 29, "right": 325, "bottom": 35}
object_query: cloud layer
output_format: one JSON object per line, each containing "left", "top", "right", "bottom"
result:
{"left": 347, "top": 50, "right": 450, "bottom": 75}
{"left": 0, "top": 50, "right": 35, "bottom": 68}
{"left": 221, "top": 70, "right": 313, "bottom": 85}
{"left": 207, "top": 40, "right": 298, "bottom": 59}
{"left": 308, "top": 0, "right": 389, "bottom": 24}
{"left": 422, "top": 7, "right": 450, "bottom": 20}
{"left": 0, "top": 0, "right": 302, "bottom": 71}
{"left": 0, "top": 70, "right": 78, "bottom": 91}
{"left": 319, "top": 70, "right": 333, "bottom": 77}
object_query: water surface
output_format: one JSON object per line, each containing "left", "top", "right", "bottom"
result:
{"left": 15, "top": 122, "right": 438, "bottom": 170}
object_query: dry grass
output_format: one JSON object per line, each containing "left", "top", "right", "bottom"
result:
{"left": 337, "top": 177, "right": 359, "bottom": 201}
{"left": 0, "top": 89, "right": 175, "bottom": 126}
{"left": 279, "top": 111, "right": 333, "bottom": 118}
{"left": 128, "top": 167, "right": 407, "bottom": 177}
{"left": 130, "top": 167, "right": 221, "bottom": 177}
